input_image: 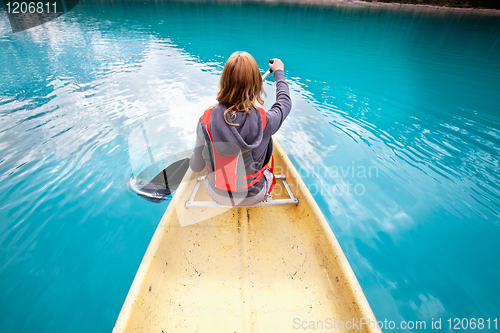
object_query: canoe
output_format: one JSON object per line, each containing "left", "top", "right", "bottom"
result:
{"left": 113, "top": 138, "right": 381, "bottom": 333}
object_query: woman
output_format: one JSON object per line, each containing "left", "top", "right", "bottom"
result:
{"left": 189, "top": 51, "right": 291, "bottom": 206}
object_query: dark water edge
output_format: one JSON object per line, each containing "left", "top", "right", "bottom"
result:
{"left": 47, "top": 0, "right": 500, "bottom": 16}
{"left": 363, "top": 0, "right": 500, "bottom": 10}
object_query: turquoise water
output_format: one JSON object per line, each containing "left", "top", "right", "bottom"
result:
{"left": 1, "top": 1, "right": 500, "bottom": 332}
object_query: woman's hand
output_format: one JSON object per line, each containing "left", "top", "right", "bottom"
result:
{"left": 270, "top": 58, "right": 284, "bottom": 72}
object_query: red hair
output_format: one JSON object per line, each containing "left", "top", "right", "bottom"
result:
{"left": 217, "top": 51, "right": 266, "bottom": 126}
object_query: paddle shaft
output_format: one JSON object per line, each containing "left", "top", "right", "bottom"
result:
{"left": 262, "top": 59, "right": 274, "bottom": 81}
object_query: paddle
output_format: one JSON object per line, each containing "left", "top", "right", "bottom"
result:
{"left": 137, "top": 59, "right": 276, "bottom": 202}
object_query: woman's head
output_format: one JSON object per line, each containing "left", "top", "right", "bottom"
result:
{"left": 217, "top": 51, "right": 266, "bottom": 125}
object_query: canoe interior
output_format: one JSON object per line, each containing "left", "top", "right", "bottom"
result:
{"left": 113, "top": 138, "right": 381, "bottom": 333}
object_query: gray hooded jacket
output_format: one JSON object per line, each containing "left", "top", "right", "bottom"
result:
{"left": 190, "top": 69, "right": 291, "bottom": 198}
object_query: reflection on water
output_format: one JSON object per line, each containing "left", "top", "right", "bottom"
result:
{"left": 1, "top": 1, "right": 499, "bottom": 332}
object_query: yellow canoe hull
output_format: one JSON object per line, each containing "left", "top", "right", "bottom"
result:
{"left": 113, "top": 138, "right": 381, "bottom": 333}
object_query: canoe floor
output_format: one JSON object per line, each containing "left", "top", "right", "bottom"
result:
{"left": 113, "top": 139, "right": 381, "bottom": 333}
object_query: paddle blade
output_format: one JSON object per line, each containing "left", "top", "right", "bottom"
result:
{"left": 135, "top": 158, "right": 190, "bottom": 203}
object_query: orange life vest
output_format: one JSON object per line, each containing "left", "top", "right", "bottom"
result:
{"left": 200, "top": 107, "right": 276, "bottom": 195}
